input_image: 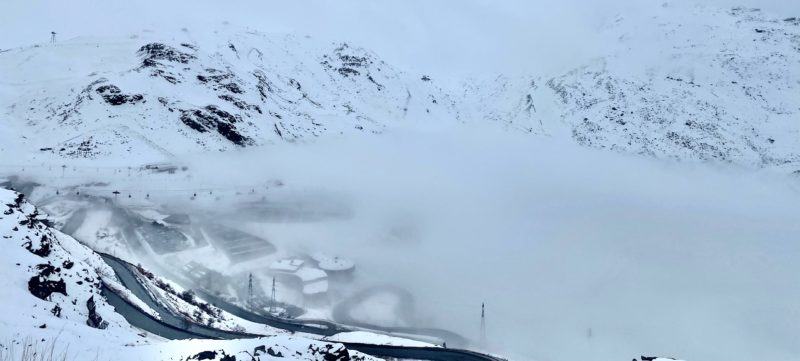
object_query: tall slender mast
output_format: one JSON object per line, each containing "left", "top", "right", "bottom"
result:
{"left": 247, "top": 273, "right": 254, "bottom": 308}
{"left": 270, "top": 277, "right": 277, "bottom": 313}
{"left": 480, "top": 302, "right": 486, "bottom": 345}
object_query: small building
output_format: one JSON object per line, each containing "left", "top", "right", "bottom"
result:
{"left": 269, "top": 258, "right": 304, "bottom": 273}
{"left": 310, "top": 253, "right": 355, "bottom": 282}
{"left": 182, "top": 261, "right": 227, "bottom": 294}
{"left": 269, "top": 258, "right": 330, "bottom": 307}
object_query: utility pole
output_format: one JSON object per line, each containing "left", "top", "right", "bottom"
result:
{"left": 51, "top": 32, "right": 56, "bottom": 43}
{"left": 480, "top": 302, "right": 486, "bottom": 346}
{"left": 270, "top": 277, "right": 276, "bottom": 314}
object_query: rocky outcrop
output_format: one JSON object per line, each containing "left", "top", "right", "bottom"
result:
{"left": 28, "top": 263, "right": 67, "bottom": 300}
{"left": 138, "top": 43, "right": 195, "bottom": 66}
{"left": 1, "top": 188, "right": 128, "bottom": 338}
{"left": 95, "top": 85, "right": 144, "bottom": 106}
{"left": 308, "top": 344, "right": 350, "bottom": 361}
{"left": 179, "top": 106, "right": 252, "bottom": 146}
{"left": 86, "top": 295, "right": 109, "bottom": 329}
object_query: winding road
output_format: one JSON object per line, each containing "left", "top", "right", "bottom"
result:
{"left": 23, "top": 183, "right": 501, "bottom": 361}
{"left": 98, "top": 253, "right": 504, "bottom": 361}
{"left": 101, "top": 254, "right": 262, "bottom": 339}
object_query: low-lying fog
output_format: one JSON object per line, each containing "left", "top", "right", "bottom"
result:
{"left": 178, "top": 127, "right": 800, "bottom": 361}
{"left": 8, "top": 125, "right": 798, "bottom": 361}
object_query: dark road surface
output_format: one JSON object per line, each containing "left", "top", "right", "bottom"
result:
{"left": 1, "top": 179, "right": 503, "bottom": 359}
{"left": 58, "top": 192, "right": 472, "bottom": 349}
{"left": 101, "top": 254, "right": 262, "bottom": 340}
{"left": 99, "top": 253, "right": 504, "bottom": 361}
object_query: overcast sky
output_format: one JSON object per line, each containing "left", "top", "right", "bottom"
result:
{"left": 2, "top": 0, "right": 799, "bottom": 76}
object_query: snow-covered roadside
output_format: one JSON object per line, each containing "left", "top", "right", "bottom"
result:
{"left": 132, "top": 263, "right": 285, "bottom": 335}
{"left": 114, "top": 336, "right": 383, "bottom": 361}
{"left": 0, "top": 187, "right": 393, "bottom": 361}
{"left": 325, "top": 331, "right": 439, "bottom": 348}
{"left": 0, "top": 188, "right": 146, "bottom": 352}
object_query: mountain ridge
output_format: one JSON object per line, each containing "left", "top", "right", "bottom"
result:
{"left": 1, "top": 5, "right": 798, "bottom": 172}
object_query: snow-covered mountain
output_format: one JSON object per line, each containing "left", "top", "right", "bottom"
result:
{"left": 462, "top": 6, "right": 800, "bottom": 171}
{"left": 0, "top": 29, "right": 458, "bottom": 164}
{"left": 2, "top": 4, "right": 800, "bottom": 361}
{"left": 1, "top": 6, "right": 798, "bottom": 172}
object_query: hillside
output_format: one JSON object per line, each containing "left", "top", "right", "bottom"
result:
{"left": 0, "top": 186, "right": 392, "bottom": 360}
{"left": 461, "top": 6, "right": 800, "bottom": 171}
{"left": 1, "top": 7, "right": 798, "bottom": 172}
{"left": 0, "top": 187, "right": 144, "bottom": 353}
{"left": 2, "top": 4, "right": 800, "bottom": 361}
{"left": 0, "top": 29, "right": 458, "bottom": 164}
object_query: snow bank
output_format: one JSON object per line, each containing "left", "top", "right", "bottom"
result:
{"left": 325, "top": 331, "right": 439, "bottom": 348}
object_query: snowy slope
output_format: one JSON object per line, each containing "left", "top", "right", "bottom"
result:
{"left": 463, "top": 6, "right": 800, "bottom": 171}
{"left": 0, "top": 188, "right": 144, "bottom": 351}
{"left": 0, "top": 28, "right": 458, "bottom": 165}
{"left": 0, "top": 188, "right": 394, "bottom": 361}
{"left": 118, "top": 337, "right": 383, "bottom": 361}
{"left": 1, "top": 6, "right": 798, "bottom": 173}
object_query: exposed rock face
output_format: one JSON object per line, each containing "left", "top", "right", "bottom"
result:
{"left": 179, "top": 106, "right": 252, "bottom": 146}
{"left": 320, "top": 43, "right": 385, "bottom": 91}
{"left": 3, "top": 7, "right": 799, "bottom": 173}
{"left": 138, "top": 43, "right": 195, "bottom": 66}
{"left": 137, "top": 42, "right": 195, "bottom": 84}
{"left": 253, "top": 345, "right": 285, "bottom": 358}
{"left": 267, "top": 347, "right": 283, "bottom": 358}
{"left": 461, "top": 6, "right": 800, "bottom": 172}
{"left": 23, "top": 232, "right": 52, "bottom": 257}
{"left": 1, "top": 188, "right": 130, "bottom": 339}
{"left": 189, "top": 350, "right": 220, "bottom": 360}
{"left": 95, "top": 84, "right": 144, "bottom": 106}
{"left": 28, "top": 263, "right": 67, "bottom": 300}
{"left": 197, "top": 69, "right": 244, "bottom": 94}
{"left": 308, "top": 344, "right": 350, "bottom": 361}
{"left": 179, "top": 340, "right": 372, "bottom": 361}
{"left": 187, "top": 350, "right": 236, "bottom": 361}
{"left": 4, "top": 30, "right": 457, "bottom": 157}
{"left": 86, "top": 295, "right": 109, "bottom": 329}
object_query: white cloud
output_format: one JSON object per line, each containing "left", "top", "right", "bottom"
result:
{"left": 3, "top": 0, "right": 798, "bottom": 76}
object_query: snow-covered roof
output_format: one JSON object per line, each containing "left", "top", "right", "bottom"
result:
{"left": 182, "top": 261, "right": 211, "bottom": 279}
{"left": 269, "top": 258, "right": 304, "bottom": 272}
{"left": 311, "top": 252, "right": 355, "bottom": 271}
{"left": 302, "top": 279, "right": 329, "bottom": 295}
{"left": 295, "top": 266, "right": 327, "bottom": 282}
